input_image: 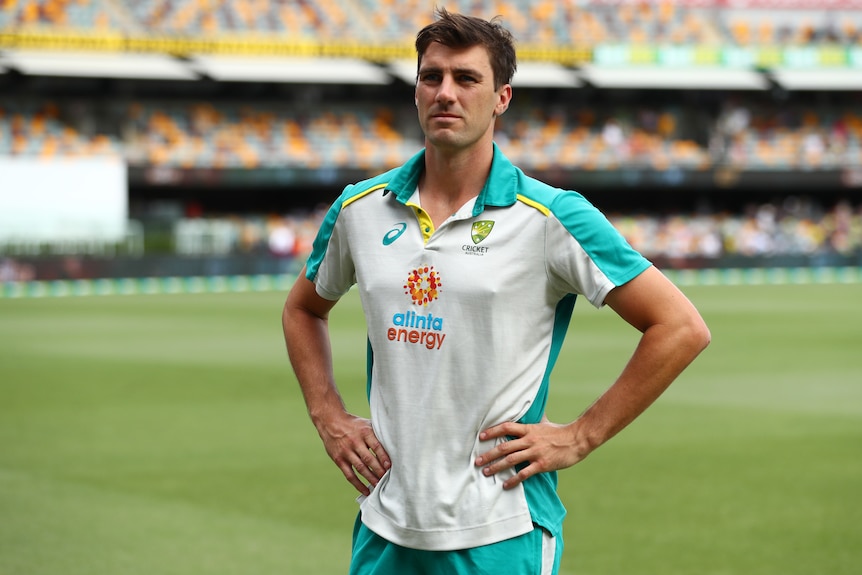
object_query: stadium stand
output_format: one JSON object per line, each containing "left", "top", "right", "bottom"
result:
{"left": 1, "top": 0, "right": 860, "bottom": 44}
{"left": 5, "top": 96, "right": 862, "bottom": 172}
{"left": 0, "top": 0, "right": 121, "bottom": 30}
{"left": 122, "top": 100, "right": 417, "bottom": 169}
{"left": 0, "top": 100, "right": 121, "bottom": 158}
{"left": 1, "top": 0, "right": 861, "bottom": 278}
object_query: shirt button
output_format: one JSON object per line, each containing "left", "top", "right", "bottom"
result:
{"left": 424, "top": 227, "right": 431, "bottom": 233}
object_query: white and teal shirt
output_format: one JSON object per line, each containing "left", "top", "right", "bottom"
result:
{"left": 305, "top": 144, "right": 651, "bottom": 551}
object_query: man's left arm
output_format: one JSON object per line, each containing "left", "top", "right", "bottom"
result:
{"left": 475, "top": 265, "right": 711, "bottom": 489}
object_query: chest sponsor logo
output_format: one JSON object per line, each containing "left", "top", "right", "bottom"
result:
{"left": 386, "top": 265, "right": 446, "bottom": 350}
{"left": 382, "top": 222, "right": 407, "bottom": 245}
{"left": 463, "top": 220, "right": 494, "bottom": 255}
{"left": 404, "top": 265, "right": 441, "bottom": 306}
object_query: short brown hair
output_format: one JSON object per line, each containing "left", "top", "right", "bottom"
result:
{"left": 415, "top": 8, "right": 517, "bottom": 91}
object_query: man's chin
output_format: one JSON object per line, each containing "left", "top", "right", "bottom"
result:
{"left": 426, "top": 131, "right": 467, "bottom": 150}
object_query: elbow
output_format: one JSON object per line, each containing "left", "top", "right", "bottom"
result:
{"left": 698, "top": 325, "right": 712, "bottom": 354}
{"left": 689, "top": 315, "right": 712, "bottom": 355}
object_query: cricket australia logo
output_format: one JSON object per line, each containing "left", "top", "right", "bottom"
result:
{"left": 463, "top": 220, "right": 494, "bottom": 256}
{"left": 471, "top": 220, "right": 494, "bottom": 244}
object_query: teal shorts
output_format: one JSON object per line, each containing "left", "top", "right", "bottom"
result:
{"left": 349, "top": 514, "right": 562, "bottom": 575}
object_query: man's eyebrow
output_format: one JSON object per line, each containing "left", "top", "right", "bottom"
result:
{"left": 418, "top": 65, "right": 485, "bottom": 78}
{"left": 417, "top": 65, "right": 441, "bottom": 75}
{"left": 453, "top": 66, "right": 484, "bottom": 78}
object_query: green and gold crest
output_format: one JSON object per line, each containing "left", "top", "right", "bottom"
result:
{"left": 471, "top": 220, "right": 495, "bottom": 244}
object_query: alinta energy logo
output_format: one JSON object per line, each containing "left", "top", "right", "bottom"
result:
{"left": 462, "top": 220, "right": 494, "bottom": 256}
{"left": 404, "top": 265, "right": 441, "bottom": 306}
{"left": 386, "top": 265, "right": 446, "bottom": 350}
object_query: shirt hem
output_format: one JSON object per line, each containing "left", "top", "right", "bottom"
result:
{"left": 358, "top": 505, "right": 535, "bottom": 552}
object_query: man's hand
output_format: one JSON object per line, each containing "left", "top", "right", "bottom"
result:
{"left": 474, "top": 418, "right": 585, "bottom": 490}
{"left": 318, "top": 412, "right": 391, "bottom": 497}
{"left": 283, "top": 271, "right": 391, "bottom": 497}
{"left": 474, "top": 266, "right": 710, "bottom": 491}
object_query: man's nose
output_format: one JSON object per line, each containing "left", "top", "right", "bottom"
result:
{"left": 435, "top": 75, "right": 456, "bottom": 104}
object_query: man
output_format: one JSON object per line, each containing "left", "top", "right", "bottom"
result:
{"left": 282, "top": 9, "right": 710, "bottom": 575}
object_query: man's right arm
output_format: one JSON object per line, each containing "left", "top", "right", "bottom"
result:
{"left": 282, "top": 269, "right": 390, "bottom": 496}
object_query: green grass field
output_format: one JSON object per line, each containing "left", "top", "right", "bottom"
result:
{"left": 1, "top": 282, "right": 860, "bottom": 575}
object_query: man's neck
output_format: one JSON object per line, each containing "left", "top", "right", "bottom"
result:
{"left": 419, "top": 143, "right": 493, "bottom": 227}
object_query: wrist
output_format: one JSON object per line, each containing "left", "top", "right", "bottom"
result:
{"left": 568, "top": 418, "right": 604, "bottom": 460}
{"left": 307, "top": 395, "right": 349, "bottom": 430}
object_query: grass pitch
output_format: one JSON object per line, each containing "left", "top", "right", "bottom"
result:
{"left": 1, "top": 282, "right": 860, "bottom": 575}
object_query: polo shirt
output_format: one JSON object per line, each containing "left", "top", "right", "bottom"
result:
{"left": 305, "top": 143, "right": 651, "bottom": 551}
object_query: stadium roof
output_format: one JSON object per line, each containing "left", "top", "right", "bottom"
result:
{"left": 770, "top": 68, "right": 862, "bottom": 90}
{"left": 1, "top": 50, "right": 198, "bottom": 80}
{"left": 0, "top": 50, "right": 394, "bottom": 84}
{"left": 187, "top": 55, "right": 393, "bottom": 84}
{"left": 4, "top": 50, "right": 860, "bottom": 91}
{"left": 387, "top": 59, "right": 584, "bottom": 88}
{"left": 576, "top": 65, "right": 770, "bottom": 90}
{"left": 511, "top": 62, "right": 584, "bottom": 88}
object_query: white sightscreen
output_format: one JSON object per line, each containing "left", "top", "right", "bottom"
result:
{"left": 0, "top": 158, "right": 128, "bottom": 242}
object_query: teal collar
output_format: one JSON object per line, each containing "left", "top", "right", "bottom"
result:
{"left": 386, "top": 142, "right": 520, "bottom": 216}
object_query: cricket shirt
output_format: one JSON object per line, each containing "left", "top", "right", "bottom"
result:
{"left": 305, "top": 143, "right": 651, "bottom": 551}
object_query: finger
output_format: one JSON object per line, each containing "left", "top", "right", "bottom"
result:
{"left": 480, "top": 448, "right": 527, "bottom": 477}
{"left": 356, "top": 449, "right": 386, "bottom": 482}
{"left": 479, "top": 421, "right": 525, "bottom": 441}
{"left": 366, "top": 438, "right": 392, "bottom": 471}
{"left": 475, "top": 435, "right": 524, "bottom": 467}
{"left": 337, "top": 461, "right": 371, "bottom": 496}
{"left": 501, "top": 463, "right": 535, "bottom": 490}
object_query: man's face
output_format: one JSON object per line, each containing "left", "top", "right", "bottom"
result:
{"left": 415, "top": 42, "right": 511, "bottom": 152}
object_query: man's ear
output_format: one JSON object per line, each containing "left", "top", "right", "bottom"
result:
{"left": 495, "top": 84, "right": 513, "bottom": 117}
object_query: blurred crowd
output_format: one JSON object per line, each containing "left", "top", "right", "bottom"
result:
{"left": 107, "top": 197, "right": 862, "bottom": 262}
{"left": 2, "top": 198, "right": 860, "bottom": 282}
{"left": 608, "top": 197, "right": 862, "bottom": 262}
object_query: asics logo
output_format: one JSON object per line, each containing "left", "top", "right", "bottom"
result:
{"left": 383, "top": 223, "right": 407, "bottom": 245}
